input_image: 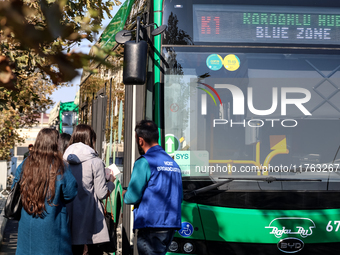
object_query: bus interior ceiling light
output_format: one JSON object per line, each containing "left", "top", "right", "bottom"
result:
{"left": 114, "top": 16, "right": 167, "bottom": 85}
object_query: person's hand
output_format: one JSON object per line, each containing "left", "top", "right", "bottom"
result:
{"left": 109, "top": 174, "right": 116, "bottom": 183}
{"left": 122, "top": 189, "right": 127, "bottom": 197}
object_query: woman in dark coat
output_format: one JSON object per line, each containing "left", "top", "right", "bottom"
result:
{"left": 12, "top": 128, "right": 78, "bottom": 255}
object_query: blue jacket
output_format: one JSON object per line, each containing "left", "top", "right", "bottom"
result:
{"left": 13, "top": 161, "right": 78, "bottom": 255}
{"left": 125, "top": 145, "right": 182, "bottom": 229}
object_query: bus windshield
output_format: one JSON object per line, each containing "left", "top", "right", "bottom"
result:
{"left": 162, "top": 1, "right": 340, "bottom": 193}
{"left": 164, "top": 49, "right": 340, "bottom": 192}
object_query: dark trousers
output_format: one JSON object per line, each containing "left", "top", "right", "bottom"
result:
{"left": 137, "top": 228, "right": 176, "bottom": 255}
{"left": 72, "top": 244, "right": 103, "bottom": 255}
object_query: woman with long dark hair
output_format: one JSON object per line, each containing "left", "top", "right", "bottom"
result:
{"left": 58, "top": 132, "right": 71, "bottom": 154}
{"left": 63, "top": 124, "right": 115, "bottom": 255}
{"left": 12, "top": 128, "right": 78, "bottom": 255}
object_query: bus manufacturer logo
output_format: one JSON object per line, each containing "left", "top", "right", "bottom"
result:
{"left": 277, "top": 238, "right": 304, "bottom": 253}
{"left": 265, "top": 217, "right": 316, "bottom": 238}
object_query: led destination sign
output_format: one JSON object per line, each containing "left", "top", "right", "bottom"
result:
{"left": 193, "top": 5, "right": 340, "bottom": 45}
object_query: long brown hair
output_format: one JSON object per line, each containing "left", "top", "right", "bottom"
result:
{"left": 58, "top": 132, "right": 71, "bottom": 154}
{"left": 68, "top": 124, "right": 96, "bottom": 149}
{"left": 20, "top": 128, "right": 64, "bottom": 218}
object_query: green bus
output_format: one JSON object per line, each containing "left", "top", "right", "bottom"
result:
{"left": 48, "top": 101, "right": 79, "bottom": 134}
{"left": 79, "top": 0, "right": 340, "bottom": 254}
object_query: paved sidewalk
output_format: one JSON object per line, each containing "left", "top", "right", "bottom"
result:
{"left": 0, "top": 194, "right": 18, "bottom": 254}
{"left": 0, "top": 197, "right": 8, "bottom": 245}
{"left": 0, "top": 220, "right": 17, "bottom": 255}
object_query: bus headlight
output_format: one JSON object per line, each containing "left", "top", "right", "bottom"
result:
{"left": 169, "top": 241, "right": 179, "bottom": 252}
{"left": 183, "top": 242, "right": 194, "bottom": 253}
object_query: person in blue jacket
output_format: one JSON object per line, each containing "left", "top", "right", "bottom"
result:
{"left": 123, "top": 120, "right": 183, "bottom": 255}
{"left": 12, "top": 128, "right": 78, "bottom": 255}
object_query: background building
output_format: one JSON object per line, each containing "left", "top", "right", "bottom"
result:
{"left": 12, "top": 113, "right": 50, "bottom": 169}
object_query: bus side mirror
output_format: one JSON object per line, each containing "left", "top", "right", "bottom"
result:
{"left": 123, "top": 40, "right": 148, "bottom": 85}
{"left": 115, "top": 16, "right": 167, "bottom": 86}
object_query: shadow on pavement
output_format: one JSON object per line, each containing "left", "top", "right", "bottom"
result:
{"left": 0, "top": 220, "right": 18, "bottom": 255}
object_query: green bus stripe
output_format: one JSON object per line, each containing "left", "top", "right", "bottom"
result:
{"left": 154, "top": 0, "right": 163, "bottom": 145}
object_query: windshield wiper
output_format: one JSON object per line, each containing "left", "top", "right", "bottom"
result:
{"left": 184, "top": 179, "right": 233, "bottom": 200}
{"left": 219, "top": 176, "right": 322, "bottom": 182}
{"left": 183, "top": 176, "right": 322, "bottom": 199}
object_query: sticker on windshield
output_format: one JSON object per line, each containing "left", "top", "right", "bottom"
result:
{"left": 179, "top": 222, "right": 194, "bottom": 237}
{"left": 224, "top": 54, "right": 240, "bottom": 71}
{"left": 165, "top": 134, "right": 180, "bottom": 155}
{"left": 174, "top": 150, "right": 209, "bottom": 177}
{"left": 206, "top": 54, "right": 223, "bottom": 71}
